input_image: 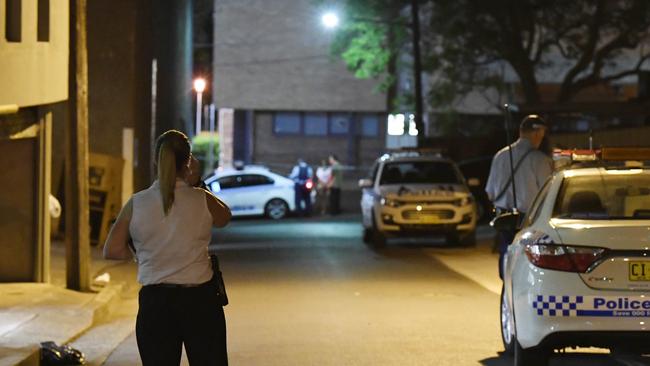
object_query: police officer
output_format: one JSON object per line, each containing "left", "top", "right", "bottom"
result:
{"left": 486, "top": 115, "right": 553, "bottom": 279}
{"left": 290, "top": 158, "right": 313, "bottom": 216}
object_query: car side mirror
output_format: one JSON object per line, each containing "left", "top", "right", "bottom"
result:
{"left": 467, "top": 178, "right": 480, "bottom": 187}
{"left": 358, "top": 178, "right": 373, "bottom": 189}
{"left": 490, "top": 211, "right": 521, "bottom": 232}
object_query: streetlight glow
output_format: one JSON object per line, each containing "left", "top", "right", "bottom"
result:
{"left": 321, "top": 12, "right": 340, "bottom": 29}
{"left": 193, "top": 78, "right": 206, "bottom": 93}
{"left": 193, "top": 77, "right": 207, "bottom": 135}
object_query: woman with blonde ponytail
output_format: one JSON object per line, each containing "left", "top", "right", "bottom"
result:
{"left": 103, "top": 130, "right": 231, "bottom": 365}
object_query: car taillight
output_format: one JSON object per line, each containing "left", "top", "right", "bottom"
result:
{"left": 524, "top": 244, "right": 607, "bottom": 273}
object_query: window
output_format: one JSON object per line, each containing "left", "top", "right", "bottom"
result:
{"left": 5, "top": 0, "right": 21, "bottom": 42}
{"left": 274, "top": 113, "right": 301, "bottom": 134}
{"left": 304, "top": 113, "right": 327, "bottom": 136}
{"left": 37, "top": 0, "right": 49, "bottom": 42}
{"left": 241, "top": 174, "right": 274, "bottom": 187}
{"left": 379, "top": 162, "right": 461, "bottom": 185}
{"left": 361, "top": 114, "right": 379, "bottom": 137}
{"left": 329, "top": 113, "right": 350, "bottom": 135}
{"left": 216, "top": 175, "right": 242, "bottom": 190}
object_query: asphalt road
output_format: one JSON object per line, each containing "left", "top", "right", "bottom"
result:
{"left": 98, "top": 214, "right": 646, "bottom": 366}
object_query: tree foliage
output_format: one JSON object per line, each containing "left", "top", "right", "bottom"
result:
{"left": 327, "top": 0, "right": 650, "bottom": 109}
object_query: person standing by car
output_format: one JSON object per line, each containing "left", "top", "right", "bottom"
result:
{"left": 485, "top": 115, "right": 553, "bottom": 279}
{"left": 314, "top": 159, "right": 331, "bottom": 215}
{"left": 290, "top": 158, "right": 313, "bottom": 216}
{"left": 103, "top": 130, "right": 231, "bottom": 365}
{"left": 327, "top": 154, "right": 343, "bottom": 215}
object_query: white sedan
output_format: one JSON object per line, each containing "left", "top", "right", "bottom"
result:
{"left": 205, "top": 166, "right": 296, "bottom": 219}
{"left": 496, "top": 154, "right": 650, "bottom": 366}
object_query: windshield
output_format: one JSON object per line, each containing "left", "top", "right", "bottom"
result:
{"left": 553, "top": 170, "right": 650, "bottom": 219}
{"left": 379, "top": 161, "right": 461, "bottom": 185}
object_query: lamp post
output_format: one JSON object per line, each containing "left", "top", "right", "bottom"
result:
{"left": 321, "top": 2, "right": 424, "bottom": 147}
{"left": 193, "top": 78, "right": 206, "bottom": 136}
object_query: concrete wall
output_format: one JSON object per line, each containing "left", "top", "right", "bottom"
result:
{"left": 213, "top": 0, "right": 386, "bottom": 112}
{"left": 550, "top": 126, "right": 650, "bottom": 149}
{"left": 0, "top": 0, "right": 68, "bottom": 108}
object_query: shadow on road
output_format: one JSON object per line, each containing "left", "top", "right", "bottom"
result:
{"left": 480, "top": 351, "right": 650, "bottom": 366}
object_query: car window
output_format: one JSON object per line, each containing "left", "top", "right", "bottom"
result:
{"left": 216, "top": 175, "right": 242, "bottom": 190}
{"left": 240, "top": 174, "right": 274, "bottom": 187}
{"left": 522, "top": 178, "right": 552, "bottom": 227}
{"left": 379, "top": 161, "right": 461, "bottom": 185}
{"left": 553, "top": 171, "right": 650, "bottom": 219}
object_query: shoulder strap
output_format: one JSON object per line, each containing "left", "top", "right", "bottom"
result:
{"left": 494, "top": 147, "right": 535, "bottom": 202}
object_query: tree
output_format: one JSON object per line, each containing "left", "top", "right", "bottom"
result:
{"left": 328, "top": 0, "right": 650, "bottom": 110}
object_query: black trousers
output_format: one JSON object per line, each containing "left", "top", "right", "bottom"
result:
{"left": 328, "top": 187, "right": 341, "bottom": 215}
{"left": 294, "top": 185, "right": 312, "bottom": 216}
{"left": 136, "top": 282, "right": 228, "bottom": 366}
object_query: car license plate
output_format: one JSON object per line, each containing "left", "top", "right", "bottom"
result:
{"left": 629, "top": 261, "right": 650, "bottom": 281}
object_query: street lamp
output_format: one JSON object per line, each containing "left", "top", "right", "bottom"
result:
{"left": 321, "top": 12, "right": 340, "bottom": 29}
{"left": 193, "top": 77, "right": 206, "bottom": 136}
{"left": 320, "top": 2, "right": 424, "bottom": 147}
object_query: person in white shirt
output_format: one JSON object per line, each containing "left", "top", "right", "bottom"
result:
{"left": 103, "top": 130, "right": 231, "bottom": 365}
{"left": 486, "top": 115, "right": 553, "bottom": 279}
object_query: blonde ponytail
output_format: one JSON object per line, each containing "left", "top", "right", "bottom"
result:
{"left": 154, "top": 130, "right": 191, "bottom": 216}
{"left": 158, "top": 142, "right": 177, "bottom": 215}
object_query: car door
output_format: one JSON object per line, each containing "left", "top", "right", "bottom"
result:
{"left": 238, "top": 174, "right": 275, "bottom": 214}
{"left": 210, "top": 175, "right": 247, "bottom": 215}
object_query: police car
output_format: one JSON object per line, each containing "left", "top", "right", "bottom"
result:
{"left": 205, "top": 165, "right": 296, "bottom": 219}
{"left": 496, "top": 148, "right": 650, "bottom": 366}
{"left": 359, "top": 150, "right": 478, "bottom": 247}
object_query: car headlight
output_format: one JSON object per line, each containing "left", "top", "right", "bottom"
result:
{"left": 380, "top": 197, "right": 402, "bottom": 208}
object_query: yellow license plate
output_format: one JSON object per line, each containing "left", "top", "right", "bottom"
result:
{"left": 629, "top": 261, "right": 650, "bottom": 281}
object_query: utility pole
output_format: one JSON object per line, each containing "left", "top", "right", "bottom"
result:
{"left": 410, "top": 0, "right": 425, "bottom": 147}
{"left": 65, "top": 0, "right": 91, "bottom": 291}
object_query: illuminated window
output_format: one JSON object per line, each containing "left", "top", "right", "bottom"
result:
{"left": 387, "top": 114, "right": 406, "bottom": 135}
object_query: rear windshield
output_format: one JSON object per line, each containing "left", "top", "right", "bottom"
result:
{"left": 379, "top": 161, "right": 461, "bottom": 185}
{"left": 553, "top": 171, "right": 650, "bottom": 219}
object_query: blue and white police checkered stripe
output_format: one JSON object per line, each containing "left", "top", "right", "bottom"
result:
{"left": 533, "top": 295, "right": 650, "bottom": 317}
{"left": 533, "top": 295, "right": 583, "bottom": 316}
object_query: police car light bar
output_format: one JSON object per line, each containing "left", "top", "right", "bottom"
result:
{"left": 600, "top": 147, "right": 650, "bottom": 162}
{"left": 552, "top": 149, "right": 599, "bottom": 163}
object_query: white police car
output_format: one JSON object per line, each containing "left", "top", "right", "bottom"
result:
{"left": 496, "top": 148, "right": 650, "bottom": 366}
{"left": 359, "top": 150, "right": 478, "bottom": 247}
{"left": 205, "top": 165, "right": 295, "bottom": 219}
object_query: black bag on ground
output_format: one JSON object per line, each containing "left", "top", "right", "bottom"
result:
{"left": 210, "top": 254, "right": 229, "bottom": 306}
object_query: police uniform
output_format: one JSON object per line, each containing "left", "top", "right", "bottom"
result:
{"left": 485, "top": 116, "right": 553, "bottom": 279}
{"left": 290, "top": 161, "right": 313, "bottom": 216}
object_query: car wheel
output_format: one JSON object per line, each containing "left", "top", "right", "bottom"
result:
{"left": 265, "top": 198, "right": 288, "bottom": 219}
{"left": 500, "top": 285, "right": 515, "bottom": 355}
{"left": 368, "top": 212, "right": 386, "bottom": 248}
{"left": 514, "top": 339, "right": 548, "bottom": 366}
{"left": 362, "top": 227, "right": 374, "bottom": 243}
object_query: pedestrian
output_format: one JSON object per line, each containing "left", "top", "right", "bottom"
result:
{"left": 327, "top": 154, "right": 343, "bottom": 215}
{"left": 485, "top": 115, "right": 553, "bottom": 280}
{"left": 103, "top": 130, "right": 231, "bottom": 365}
{"left": 314, "top": 159, "right": 331, "bottom": 215}
{"left": 289, "top": 158, "right": 314, "bottom": 216}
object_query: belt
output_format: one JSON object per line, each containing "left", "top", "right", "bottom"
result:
{"left": 495, "top": 207, "right": 526, "bottom": 216}
{"left": 147, "top": 281, "right": 209, "bottom": 289}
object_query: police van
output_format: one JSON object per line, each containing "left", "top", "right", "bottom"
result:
{"left": 358, "top": 150, "right": 478, "bottom": 247}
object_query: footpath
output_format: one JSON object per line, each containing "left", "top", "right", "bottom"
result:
{"left": 0, "top": 242, "right": 125, "bottom": 366}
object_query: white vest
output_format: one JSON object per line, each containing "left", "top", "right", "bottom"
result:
{"left": 130, "top": 180, "right": 213, "bottom": 285}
